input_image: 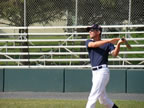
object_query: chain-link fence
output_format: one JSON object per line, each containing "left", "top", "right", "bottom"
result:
{"left": 0, "top": 0, "right": 143, "bottom": 27}
{"left": 0, "top": 0, "right": 144, "bottom": 68}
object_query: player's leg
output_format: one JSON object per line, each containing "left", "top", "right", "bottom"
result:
{"left": 98, "top": 90, "right": 114, "bottom": 108}
{"left": 98, "top": 72, "right": 118, "bottom": 108}
{"left": 99, "top": 96, "right": 118, "bottom": 108}
{"left": 86, "top": 71, "right": 100, "bottom": 108}
{"left": 86, "top": 69, "right": 110, "bottom": 108}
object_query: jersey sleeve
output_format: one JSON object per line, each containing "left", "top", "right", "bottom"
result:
{"left": 108, "top": 43, "right": 115, "bottom": 52}
{"left": 85, "top": 39, "right": 93, "bottom": 48}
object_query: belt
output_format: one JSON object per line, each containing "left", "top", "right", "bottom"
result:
{"left": 92, "top": 64, "right": 107, "bottom": 71}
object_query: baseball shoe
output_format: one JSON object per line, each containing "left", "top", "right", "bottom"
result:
{"left": 112, "top": 104, "right": 118, "bottom": 108}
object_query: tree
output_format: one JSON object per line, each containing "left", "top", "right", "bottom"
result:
{"left": 0, "top": 0, "right": 67, "bottom": 65}
{"left": 0, "top": 0, "right": 67, "bottom": 26}
{"left": 0, "top": 0, "right": 143, "bottom": 26}
{"left": 76, "top": 0, "right": 143, "bottom": 25}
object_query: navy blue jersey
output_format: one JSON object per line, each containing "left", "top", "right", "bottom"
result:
{"left": 86, "top": 39, "right": 115, "bottom": 67}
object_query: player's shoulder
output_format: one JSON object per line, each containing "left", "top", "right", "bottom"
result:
{"left": 85, "top": 39, "right": 93, "bottom": 48}
{"left": 86, "top": 39, "right": 93, "bottom": 43}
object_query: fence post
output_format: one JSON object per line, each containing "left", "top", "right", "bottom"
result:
{"left": 75, "top": 0, "right": 78, "bottom": 26}
{"left": 24, "top": 0, "right": 27, "bottom": 27}
{"left": 128, "top": 0, "right": 132, "bottom": 24}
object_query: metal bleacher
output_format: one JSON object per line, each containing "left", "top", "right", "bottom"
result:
{"left": 0, "top": 25, "right": 144, "bottom": 69}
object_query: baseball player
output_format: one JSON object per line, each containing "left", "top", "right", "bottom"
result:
{"left": 85, "top": 24, "right": 125, "bottom": 108}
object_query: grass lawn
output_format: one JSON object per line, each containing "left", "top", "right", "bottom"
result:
{"left": 0, "top": 99, "right": 144, "bottom": 108}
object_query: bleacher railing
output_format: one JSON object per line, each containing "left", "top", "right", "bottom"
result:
{"left": 0, "top": 25, "right": 144, "bottom": 69}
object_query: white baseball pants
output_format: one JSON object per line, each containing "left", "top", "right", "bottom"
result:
{"left": 86, "top": 67, "right": 114, "bottom": 108}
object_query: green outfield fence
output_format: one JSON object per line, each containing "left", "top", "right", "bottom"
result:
{"left": 0, "top": 69, "right": 144, "bottom": 93}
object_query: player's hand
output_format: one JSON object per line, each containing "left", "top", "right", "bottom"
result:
{"left": 109, "top": 38, "right": 120, "bottom": 44}
{"left": 118, "top": 37, "right": 126, "bottom": 44}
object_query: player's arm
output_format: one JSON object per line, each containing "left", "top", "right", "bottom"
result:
{"left": 88, "top": 38, "right": 120, "bottom": 48}
{"left": 111, "top": 39, "right": 125, "bottom": 57}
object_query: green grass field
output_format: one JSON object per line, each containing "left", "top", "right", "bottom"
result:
{"left": 0, "top": 99, "right": 144, "bottom": 108}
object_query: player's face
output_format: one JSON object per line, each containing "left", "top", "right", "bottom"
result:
{"left": 89, "top": 29, "right": 100, "bottom": 39}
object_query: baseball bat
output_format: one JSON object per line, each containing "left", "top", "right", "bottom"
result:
{"left": 121, "top": 38, "right": 132, "bottom": 49}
